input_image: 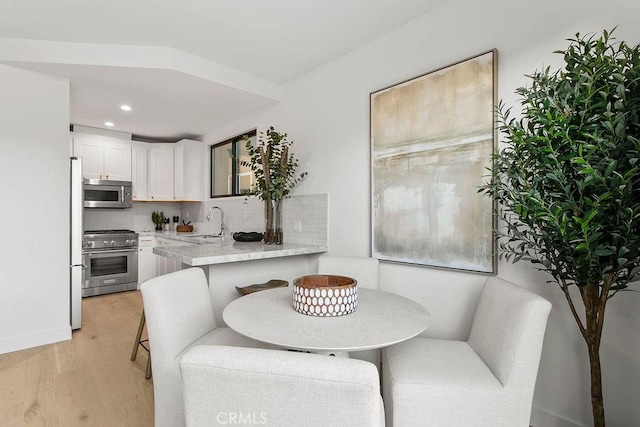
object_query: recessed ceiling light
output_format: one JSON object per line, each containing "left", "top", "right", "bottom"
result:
{"left": 105, "top": 121, "right": 114, "bottom": 127}
{"left": 120, "top": 105, "right": 132, "bottom": 111}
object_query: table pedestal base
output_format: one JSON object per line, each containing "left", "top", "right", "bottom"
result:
{"left": 287, "top": 349, "right": 349, "bottom": 358}
{"left": 318, "top": 350, "right": 349, "bottom": 358}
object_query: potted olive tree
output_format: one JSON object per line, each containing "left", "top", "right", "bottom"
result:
{"left": 480, "top": 29, "right": 640, "bottom": 427}
{"left": 242, "top": 127, "right": 308, "bottom": 244}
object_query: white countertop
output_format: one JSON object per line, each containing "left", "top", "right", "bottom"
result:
{"left": 138, "top": 230, "right": 205, "bottom": 243}
{"left": 153, "top": 240, "right": 327, "bottom": 266}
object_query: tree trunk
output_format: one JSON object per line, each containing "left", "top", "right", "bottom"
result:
{"left": 587, "top": 340, "right": 605, "bottom": 427}
{"left": 580, "top": 283, "right": 608, "bottom": 427}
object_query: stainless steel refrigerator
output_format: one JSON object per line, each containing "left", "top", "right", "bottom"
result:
{"left": 70, "top": 157, "right": 84, "bottom": 330}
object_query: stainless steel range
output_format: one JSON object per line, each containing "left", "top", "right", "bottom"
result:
{"left": 82, "top": 230, "right": 139, "bottom": 297}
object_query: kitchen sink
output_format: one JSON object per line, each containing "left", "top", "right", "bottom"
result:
{"left": 189, "top": 234, "right": 223, "bottom": 244}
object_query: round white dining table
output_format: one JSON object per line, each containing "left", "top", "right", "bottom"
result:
{"left": 222, "top": 287, "right": 430, "bottom": 354}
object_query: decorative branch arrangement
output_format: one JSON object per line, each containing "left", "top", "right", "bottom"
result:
{"left": 242, "top": 127, "right": 308, "bottom": 244}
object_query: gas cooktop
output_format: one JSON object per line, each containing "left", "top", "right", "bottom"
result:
{"left": 83, "top": 229, "right": 138, "bottom": 250}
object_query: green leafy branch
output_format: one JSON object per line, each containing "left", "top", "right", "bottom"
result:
{"left": 241, "top": 126, "right": 308, "bottom": 201}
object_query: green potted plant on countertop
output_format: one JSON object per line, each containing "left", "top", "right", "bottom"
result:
{"left": 242, "top": 126, "right": 308, "bottom": 245}
{"left": 151, "top": 211, "right": 164, "bottom": 231}
{"left": 480, "top": 29, "right": 640, "bottom": 427}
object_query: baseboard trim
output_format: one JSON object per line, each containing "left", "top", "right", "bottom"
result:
{"left": 0, "top": 326, "right": 71, "bottom": 355}
{"left": 531, "top": 405, "right": 587, "bottom": 427}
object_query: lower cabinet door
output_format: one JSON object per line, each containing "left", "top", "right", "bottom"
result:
{"left": 138, "top": 246, "right": 155, "bottom": 284}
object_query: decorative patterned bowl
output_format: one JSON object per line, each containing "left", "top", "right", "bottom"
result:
{"left": 292, "top": 275, "right": 358, "bottom": 317}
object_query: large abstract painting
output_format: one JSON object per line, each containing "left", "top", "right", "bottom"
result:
{"left": 370, "top": 50, "right": 497, "bottom": 273}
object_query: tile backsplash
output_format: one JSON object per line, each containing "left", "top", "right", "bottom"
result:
{"left": 181, "top": 196, "right": 264, "bottom": 236}
{"left": 282, "top": 193, "right": 328, "bottom": 246}
{"left": 84, "top": 193, "right": 328, "bottom": 246}
{"left": 182, "top": 194, "right": 328, "bottom": 245}
{"left": 84, "top": 202, "right": 180, "bottom": 232}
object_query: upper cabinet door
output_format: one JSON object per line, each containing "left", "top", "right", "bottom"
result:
{"left": 148, "top": 145, "right": 175, "bottom": 201}
{"left": 132, "top": 142, "right": 149, "bottom": 201}
{"left": 174, "top": 139, "right": 203, "bottom": 201}
{"left": 72, "top": 132, "right": 132, "bottom": 181}
{"left": 174, "top": 142, "right": 185, "bottom": 201}
{"left": 73, "top": 134, "right": 103, "bottom": 180}
{"left": 103, "top": 139, "right": 132, "bottom": 181}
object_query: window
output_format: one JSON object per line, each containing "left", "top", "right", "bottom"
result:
{"left": 210, "top": 130, "right": 256, "bottom": 198}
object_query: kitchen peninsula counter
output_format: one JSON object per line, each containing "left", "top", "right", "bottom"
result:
{"left": 138, "top": 230, "right": 207, "bottom": 244}
{"left": 154, "top": 240, "right": 326, "bottom": 325}
{"left": 153, "top": 240, "right": 327, "bottom": 266}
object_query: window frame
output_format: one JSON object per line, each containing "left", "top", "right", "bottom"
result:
{"left": 209, "top": 129, "right": 256, "bottom": 198}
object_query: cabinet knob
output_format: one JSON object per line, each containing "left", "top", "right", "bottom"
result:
{"left": 99, "top": 174, "right": 103, "bottom": 179}
{"left": 106, "top": 175, "right": 109, "bottom": 179}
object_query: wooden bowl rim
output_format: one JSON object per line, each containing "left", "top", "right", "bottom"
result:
{"left": 293, "top": 274, "right": 357, "bottom": 289}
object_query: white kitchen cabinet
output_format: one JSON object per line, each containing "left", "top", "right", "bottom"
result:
{"left": 174, "top": 139, "right": 203, "bottom": 201}
{"left": 154, "top": 237, "right": 194, "bottom": 276}
{"left": 132, "top": 142, "right": 148, "bottom": 201}
{"left": 73, "top": 132, "right": 132, "bottom": 181}
{"left": 73, "top": 135, "right": 102, "bottom": 179}
{"left": 131, "top": 139, "right": 202, "bottom": 202}
{"left": 148, "top": 144, "right": 175, "bottom": 201}
{"left": 138, "top": 236, "right": 156, "bottom": 285}
{"left": 155, "top": 256, "right": 181, "bottom": 277}
{"left": 103, "top": 141, "right": 132, "bottom": 181}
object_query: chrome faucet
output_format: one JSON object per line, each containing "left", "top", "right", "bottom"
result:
{"left": 206, "top": 206, "right": 225, "bottom": 236}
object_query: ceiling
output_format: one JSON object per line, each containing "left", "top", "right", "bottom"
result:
{"left": 0, "top": 0, "right": 448, "bottom": 142}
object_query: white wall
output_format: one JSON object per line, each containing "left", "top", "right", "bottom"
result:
{"left": 0, "top": 64, "right": 71, "bottom": 353}
{"left": 202, "top": 0, "right": 640, "bottom": 425}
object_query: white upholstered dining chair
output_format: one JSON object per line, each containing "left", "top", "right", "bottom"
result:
{"left": 179, "top": 345, "right": 385, "bottom": 427}
{"left": 140, "top": 267, "right": 268, "bottom": 427}
{"left": 317, "top": 254, "right": 381, "bottom": 366}
{"left": 382, "top": 276, "right": 552, "bottom": 427}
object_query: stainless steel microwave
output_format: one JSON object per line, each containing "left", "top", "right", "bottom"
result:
{"left": 84, "top": 179, "right": 133, "bottom": 209}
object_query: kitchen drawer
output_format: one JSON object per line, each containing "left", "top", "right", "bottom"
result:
{"left": 139, "top": 236, "right": 156, "bottom": 247}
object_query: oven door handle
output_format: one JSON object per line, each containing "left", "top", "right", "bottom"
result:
{"left": 70, "top": 263, "right": 88, "bottom": 269}
{"left": 84, "top": 249, "right": 137, "bottom": 256}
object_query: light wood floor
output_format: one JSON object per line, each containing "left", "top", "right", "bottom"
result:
{"left": 0, "top": 290, "right": 154, "bottom": 426}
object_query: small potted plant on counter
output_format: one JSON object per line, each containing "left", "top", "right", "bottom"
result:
{"left": 151, "top": 211, "right": 164, "bottom": 231}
